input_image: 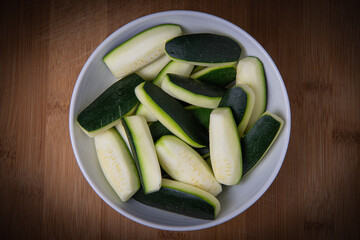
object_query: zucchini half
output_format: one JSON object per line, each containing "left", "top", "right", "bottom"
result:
{"left": 94, "top": 128, "right": 140, "bottom": 201}
{"left": 136, "top": 55, "right": 171, "bottom": 81}
{"left": 190, "top": 64, "right": 236, "bottom": 87}
{"left": 135, "top": 82, "right": 209, "bottom": 148}
{"left": 133, "top": 179, "right": 221, "bottom": 220}
{"left": 152, "top": 60, "right": 194, "bottom": 87}
{"left": 103, "top": 24, "right": 182, "bottom": 79}
{"left": 209, "top": 107, "right": 242, "bottom": 185}
{"left": 161, "top": 74, "right": 226, "bottom": 109}
{"left": 122, "top": 116, "right": 162, "bottom": 194}
{"left": 236, "top": 57, "right": 267, "bottom": 131}
{"left": 155, "top": 135, "right": 222, "bottom": 196}
{"left": 135, "top": 104, "right": 157, "bottom": 122}
{"left": 241, "top": 111, "right": 284, "bottom": 176}
{"left": 77, "top": 73, "right": 144, "bottom": 137}
{"left": 165, "top": 33, "right": 242, "bottom": 66}
{"left": 218, "top": 84, "right": 255, "bottom": 137}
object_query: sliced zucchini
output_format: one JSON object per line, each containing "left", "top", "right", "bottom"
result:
{"left": 190, "top": 64, "right": 236, "bottom": 87}
{"left": 155, "top": 135, "right": 222, "bottom": 196}
{"left": 135, "top": 82, "right": 208, "bottom": 148}
{"left": 161, "top": 74, "right": 226, "bottom": 109}
{"left": 210, "top": 107, "right": 242, "bottom": 185}
{"left": 236, "top": 57, "right": 267, "bottom": 131}
{"left": 122, "top": 116, "right": 161, "bottom": 194}
{"left": 185, "top": 106, "right": 212, "bottom": 130}
{"left": 218, "top": 84, "right": 255, "bottom": 137}
{"left": 94, "top": 128, "right": 140, "bottom": 201}
{"left": 114, "top": 121, "right": 131, "bottom": 152}
{"left": 135, "top": 104, "right": 157, "bottom": 122}
{"left": 77, "top": 73, "right": 144, "bottom": 137}
{"left": 152, "top": 60, "right": 194, "bottom": 86}
{"left": 191, "top": 66, "right": 205, "bottom": 74}
{"left": 165, "top": 33, "right": 242, "bottom": 66}
{"left": 149, "top": 121, "right": 173, "bottom": 142}
{"left": 136, "top": 55, "right": 171, "bottom": 81}
{"left": 133, "top": 179, "right": 220, "bottom": 220}
{"left": 103, "top": 24, "right": 182, "bottom": 79}
{"left": 241, "top": 112, "right": 284, "bottom": 176}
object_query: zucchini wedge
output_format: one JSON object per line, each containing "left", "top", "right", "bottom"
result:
{"left": 135, "top": 104, "right": 157, "bottom": 122}
{"left": 149, "top": 121, "right": 173, "bottom": 142}
{"left": 155, "top": 135, "right": 222, "bottom": 196}
{"left": 241, "top": 112, "right": 284, "bottom": 176}
{"left": 114, "top": 121, "right": 131, "bottom": 152}
{"left": 152, "top": 60, "right": 194, "bottom": 87}
{"left": 165, "top": 33, "right": 242, "bottom": 66}
{"left": 190, "top": 64, "right": 236, "bottom": 87}
{"left": 218, "top": 84, "right": 255, "bottom": 137}
{"left": 209, "top": 107, "right": 242, "bottom": 185}
{"left": 236, "top": 57, "right": 267, "bottom": 131}
{"left": 133, "top": 179, "right": 220, "bottom": 220}
{"left": 122, "top": 116, "right": 162, "bottom": 194}
{"left": 135, "top": 82, "right": 208, "bottom": 148}
{"left": 136, "top": 55, "right": 171, "bottom": 81}
{"left": 103, "top": 24, "right": 182, "bottom": 79}
{"left": 161, "top": 74, "right": 226, "bottom": 109}
{"left": 185, "top": 106, "right": 212, "bottom": 130}
{"left": 77, "top": 73, "right": 144, "bottom": 137}
{"left": 191, "top": 66, "right": 205, "bottom": 74}
{"left": 94, "top": 128, "right": 140, "bottom": 201}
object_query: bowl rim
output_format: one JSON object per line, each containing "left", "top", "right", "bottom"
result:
{"left": 69, "top": 10, "right": 291, "bottom": 231}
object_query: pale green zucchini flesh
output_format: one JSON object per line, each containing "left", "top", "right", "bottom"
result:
{"left": 241, "top": 112, "right": 284, "bottom": 176}
{"left": 165, "top": 33, "right": 242, "bottom": 66}
{"left": 161, "top": 74, "right": 226, "bottom": 109}
{"left": 94, "top": 128, "right": 140, "bottom": 201}
{"left": 209, "top": 107, "right": 242, "bottom": 185}
{"left": 155, "top": 135, "right": 222, "bottom": 196}
{"left": 135, "top": 82, "right": 209, "bottom": 148}
{"left": 103, "top": 24, "right": 182, "bottom": 79}
{"left": 136, "top": 55, "right": 171, "bottom": 81}
{"left": 122, "top": 116, "right": 162, "bottom": 194}
{"left": 236, "top": 57, "right": 267, "bottom": 131}
{"left": 135, "top": 104, "right": 157, "bottom": 122}
{"left": 133, "top": 179, "right": 220, "bottom": 220}
{"left": 218, "top": 84, "right": 255, "bottom": 137}
{"left": 77, "top": 73, "right": 144, "bottom": 137}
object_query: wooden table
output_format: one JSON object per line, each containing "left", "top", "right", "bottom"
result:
{"left": 1, "top": 0, "right": 359, "bottom": 239}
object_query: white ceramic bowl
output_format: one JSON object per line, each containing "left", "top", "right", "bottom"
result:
{"left": 69, "top": 10, "right": 291, "bottom": 231}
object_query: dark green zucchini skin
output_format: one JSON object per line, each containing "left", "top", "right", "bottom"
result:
{"left": 133, "top": 187, "right": 215, "bottom": 220}
{"left": 165, "top": 33, "right": 242, "bottom": 64}
{"left": 142, "top": 82, "right": 209, "bottom": 146}
{"left": 167, "top": 73, "right": 227, "bottom": 97}
{"left": 218, "top": 86, "right": 248, "bottom": 126}
{"left": 241, "top": 114, "right": 281, "bottom": 175}
{"left": 77, "top": 73, "right": 144, "bottom": 133}
{"left": 186, "top": 106, "right": 212, "bottom": 130}
{"left": 149, "top": 121, "right": 173, "bottom": 142}
{"left": 194, "top": 66, "right": 236, "bottom": 87}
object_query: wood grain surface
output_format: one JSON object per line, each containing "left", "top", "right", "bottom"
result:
{"left": 1, "top": 0, "right": 359, "bottom": 239}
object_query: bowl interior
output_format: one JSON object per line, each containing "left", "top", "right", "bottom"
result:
{"left": 69, "top": 10, "right": 291, "bottom": 231}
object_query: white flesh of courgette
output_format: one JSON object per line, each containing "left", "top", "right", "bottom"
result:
{"left": 135, "top": 104, "right": 157, "bottom": 122}
{"left": 103, "top": 24, "right": 182, "bottom": 79}
{"left": 136, "top": 55, "right": 171, "bottom": 81}
{"left": 236, "top": 84, "right": 255, "bottom": 137}
{"left": 94, "top": 128, "right": 140, "bottom": 201}
{"left": 152, "top": 60, "right": 194, "bottom": 86}
{"left": 155, "top": 135, "right": 222, "bottom": 196}
{"left": 209, "top": 107, "right": 242, "bottom": 185}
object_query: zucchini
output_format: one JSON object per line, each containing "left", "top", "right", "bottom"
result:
{"left": 122, "top": 116, "right": 162, "bottom": 194}
{"left": 185, "top": 106, "right": 212, "bottom": 130}
{"left": 218, "top": 84, "right": 255, "bottom": 137}
{"left": 135, "top": 82, "right": 209, "bottom": 148}
{"left": 161, "top": 74, "right": 226, "bottom": 109}
{"left": 165, "top": 33, "right": 242, "bottom": 66}
{"left": 191, "top": 66, "right": 205, "bottom": 74}
{"left": 152, "top": 60, "right": 194, "bottom": 87}
{"left": 155, "top": 135, "right": 222, "bottom": 196}
{"left": 135, "top": 104, "right": 157, "bottom": 122}
{"left": 241, "top": 112, "right": 284, "bottom": 176}
{"left": 149, "top": 121, "right": 173, "bottom": 142}
{"left": 236, "top": 57, "right": 267, "bottom": 131}
{"left": 114, "top": 121, "right": 131, "bottom": 152}
{"left": 209, "top": 107, "right": 242, "bottom": 185}
{"left": 136, "top": 55, "right": 170, "bottom": 81}
{"left": 77, "top": 73, "right": 144, "bottom": 137}
{"left": 190, "top": 64, "right": 236, "bottom": 87}
{"left": 94, "top": 128, "right": 140, "bottom": 201}
{"left": 133, "top": 179, "right": 220, "bottom": 220}
{"left": 103, "top": 24, "right": 182, "bottom": 79}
